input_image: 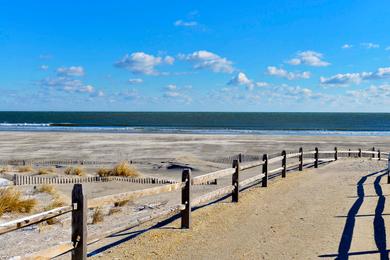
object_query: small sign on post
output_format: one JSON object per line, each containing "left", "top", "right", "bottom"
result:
{"left": 71, "top": 184, "right": 87, "bottom": 260}
{"left": 181, "top": 169, "right": 191, "bottom": 229}
{"left": 232, "top": 159, "right": 239, "bottom": 202}
{"left": 262, "top": 154, "right": 268, "bottom": 187}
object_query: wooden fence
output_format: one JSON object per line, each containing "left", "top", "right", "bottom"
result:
{"left": 1, "top": 147, "right": 389, "bottom": 259}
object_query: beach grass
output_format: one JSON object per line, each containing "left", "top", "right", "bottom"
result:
{"left": 64, "top": 166, "right": 85, "bottom": 176}
{"left": 17, "top": 166, "right": 33, "bottom": 173}
{"left": 0, "top": 187, "right": 37, "bottom": 216}
{"left": 97, "top": 162, "right": 140, "bottom": 178}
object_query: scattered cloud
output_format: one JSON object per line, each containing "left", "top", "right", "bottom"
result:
{"left": 56, "top": 66, "right": 85, "bottom": 77}
{"left": 40, "top": 65, "right": 49, "bottom": 71}
{"left": 267, "top": 66, "right": 311, "bottom": 80}
{"left": 163, "top": 84, "right": 192, "bottom": 103}
{"left": 174, "top": 20, "right": 198, "bottom": 27}
{"left": 115, "top": 52, "right": 174, "bottom": 75}
{"left": 179, "top": 50, "right": 234, "bottom": 73}
{"left": 286, "top": 51, "right": 330, "bottom": 67}
{"left": 227, "top": 72, "right": 269, "bottom": 90}
{"left": 342, "top": 44, "right": 353, "bottom": 49}
{"left": 385, "top": 46, "right": 390, "bottom": 51}
{"left": 347, "top": 84, "right": 390, "bottom": 104}
{"left": 128, "top": 78, "right": 143, "bottom": 85}
{"left": 39, "top": 77, "right": 98, "bottom": 95}
{"left": 320, "top": 67, "right": 390, "bottom": 85}
{"left": 361, "top": 42, "right": 380, "bottom": 49}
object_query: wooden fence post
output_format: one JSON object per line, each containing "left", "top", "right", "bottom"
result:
{"left": 181, "top": 169, "right": 191, "bottom": 229}
{"left": 262, "top": 154, "right": 268, "bottom": 187}
{"left": 358, "top": 148, "right": 362, "bottom": 158}
{"left": 348, "top": 148, "right": 351, "bottom": 158}
{"left": 314, "top": 147, "right": 319, "bottom": 168}
{"left": 281, "top": 150, "right": 287, "bottom": 178}
{"left": 71, "top": 184, "right": 87, "bottom": 260}
{"left": 334, "top": 147, "right": 338, "bottom": 161}
{"left": 299, "top": 147, "right": 303, "bottom": 171}
{"left": 372, "top": 147, "right": 375, "bottom": 159}
{"left": 232, "top": 159, "right": 239, "bottom": 202}
{"left": 378, "top": 149, "right": 381, "bottom": 160}
{"left": 238, "top": 153, "right": 242, "bottom": 163}
{"left": 388, "top": 154, "right": 390, "bottom": 184}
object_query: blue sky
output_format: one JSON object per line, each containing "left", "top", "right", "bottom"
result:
{"left": 1, "top": 0, "right": 390, "bottom": 111}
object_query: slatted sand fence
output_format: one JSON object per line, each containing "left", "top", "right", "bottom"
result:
{"left": 1, "top": 147, "right": 388, "bottom": 259}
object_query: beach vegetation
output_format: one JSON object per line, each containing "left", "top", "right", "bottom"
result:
{"left": 92, "top": 207, "right": 104, "bottom": 224}
{"left": 97, "top": 162, "right": 140, "bottom": 178}
{"left": 0, "top": 187, "right": 37, "bottom": 216}
{"left": 64, "top": 166, "right": 85, "bottom": 176}
{"left": 37, "top": 167, "right": 56, "bottom": 175}
{"left": 18, "top": 166, "right": 33, "bottom": 173}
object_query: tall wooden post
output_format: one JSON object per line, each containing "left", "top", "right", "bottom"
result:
{"left": 262, "top": 154, "right": 268, "bottom": 187}
{"left": 232, "top": 159, "right": 239, "bottom": 202}
{"left": 334, "top": 147, "right": 338, "bottom": 161}
{"left": 348, "top": 148, "right": 351, "bottom": 158}
{"left": 358, "top": 148, "right": 362, "bottom": 158}
{"left": 314, "top": 147, "right": 319, "bottom": 168}
{"left": 388, "top": 154, "right": 390, "bottom": 184}
{"left": 181, "top": 169, "right": 191, "bottom": 229}
{"left": 378, "top": 149, "right": 381, "bottom": 160}
{"left": 372, "top": 147, "right": 375, "bottom": 159}
{"left": 238, "top": 153, "right": 242, "bottom": 163}
{"left": 299, "top": 147, "right": 303, "bottom": 171}
{"left": 71, "top": 184, "right": 87, "bottom": 260}
{"left": 281, "top": 150, "right": 287, "bottom": 178}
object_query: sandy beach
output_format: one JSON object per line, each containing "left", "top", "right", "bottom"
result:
{"left": 0, "top": 131, "right": 390, "bottom": 258}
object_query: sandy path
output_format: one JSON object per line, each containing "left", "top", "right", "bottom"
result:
{"left": 96, "top": 159, "right": 390, "bottom": 259}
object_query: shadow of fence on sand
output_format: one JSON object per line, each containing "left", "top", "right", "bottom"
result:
{"left": 319, "top": 169, "right": 389, "bottom": 259}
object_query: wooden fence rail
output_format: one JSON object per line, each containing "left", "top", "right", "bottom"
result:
{"left": 1, "top": 146, "right": 388, "bottom": 259}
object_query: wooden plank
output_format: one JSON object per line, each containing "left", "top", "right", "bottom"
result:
{"left": 269, "top": 167, "right": 284, "bottom": 174}
{"left": 239, "top": 173, "right": 265, "bottom": 187}
{"left": 88, "top": 182, "right": 185, "bottom": 208}
{"left": 286, "top": 152, "right": 300, "bottom": 159}
{"left": 192, "top": 185, "right": 235, "bottom": 207}
{"left": 0, "top": 205, "right": 73, "bottom": 235}
{"left": 192, "top": 168, "right": 235, "bottom": 185}
{"left": 268, "top": 156, "right": 283, "bottom": 164}
{"left": 239, "top": 160, "right": 264, "bottom": 170}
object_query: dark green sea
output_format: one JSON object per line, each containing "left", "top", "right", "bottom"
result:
{"left": 1, "top": 112, "right": 390, "bottom": 136}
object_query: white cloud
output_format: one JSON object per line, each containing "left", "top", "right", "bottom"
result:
{"left": 163, "top": 84, "right": 192, "bottom": 103}
{"left": 385, "top": 46, "right": 390, "bottom": 51}
{"left": 267, "top": 66, "right": 311, "bottom": 80}
{"left": 179, "top": 50, "right": 234, "bottom": 73}
{"left": 40, "top": 65, "right": 49, "bottom": 71}
{"left": 342, "top": 44, "right": 353, "bottom": 49}
{"left": 39, "top": 76, "right": 102, "bottom": 97}
{"left": 174, "top": 20, "right": 198, "bottom": 27}
{"left": 287, "top": 51, "right": 330, "bottom": 67}
{"left": 320, "top": 67, "right": 390, "bottom": 85}
{"left": 228, "top": 72, "right": 269, "bottom": 90}
{"left": 347, "top": 84, "right": 390, "bottom": 104}
{"left": 361, "top": 42, "right": 380, "bottom": 49}
{"left": 115, "top": 52, "right": 173, "bottom": 75}
{"left": 56, "top": 66, "right": 85, "bottom": 77}
{"left": 128, "top": 78, "right": 143, "bottom": 85}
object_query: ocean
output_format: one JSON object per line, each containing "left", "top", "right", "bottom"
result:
{"left": 1, "top": 112, "right": 390, "bottom": 136}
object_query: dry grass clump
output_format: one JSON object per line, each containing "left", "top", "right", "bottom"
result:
{"left": 64, "top": 166, "right": 85, "bottom": 176}
{"left": 0, "top": 187, "right": 37, "bottom": 216}
{"left": 114, "top": 200, "right": 130, "bottom": 207}
{"left": 97, "top": 162, "right": 140, "bottom": 178}
{"left": 108, "top": 207, "right": 122, "bottom": 215}
{"left": 0, "top": 166, "right": 11, "bottom": 173}
{"left": 37, "top": 184, "right": 56, "bottom": 195}
{"left": 37, "top": 167, "right": 56, "bottom": 175}
{"left": 18, "top": 166, "right": 33, "bottom": 173}
{"left": 92, "top": 207, "right": 104, "bottom": 224}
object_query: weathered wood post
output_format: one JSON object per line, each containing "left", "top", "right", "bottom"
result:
{"left": 71, "top": 184, "right": 87, "bottom": 260}
{"left": 372, "top": 147, "right": 375, "bottom": 159}
{"left": 262, "top": 154, "right": 268, "bottom": 187}
{"left": 238, "top": 153, "right": 242, "bottom": 163}
{"left": 378, "top": 149, "right": 381, "bottom": 160}
{"left": 314, "top": 147, "right": 319, "bottom": 168}
{"left": 281, "top": 150, "right": 287, "bottom": 178}
{"left": 358, "top": 148, "right": 362, "bottom": 158}
{"left": 181, "top": 169, "right": 191, "bottom": 229}
{"left": 334, "top": 147, "right": 338, "bottom": 161}
{"left": 232, "top": 159, "right": 239, "bottom": 202}
{"left": 299, "top": 147, "right": 303, "bottom": 171}
{"left": 388, "top": 154, "right": 390, "bottom": 184}
{"left": 348, "top": 148, "right": 351, "bottom": 158}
